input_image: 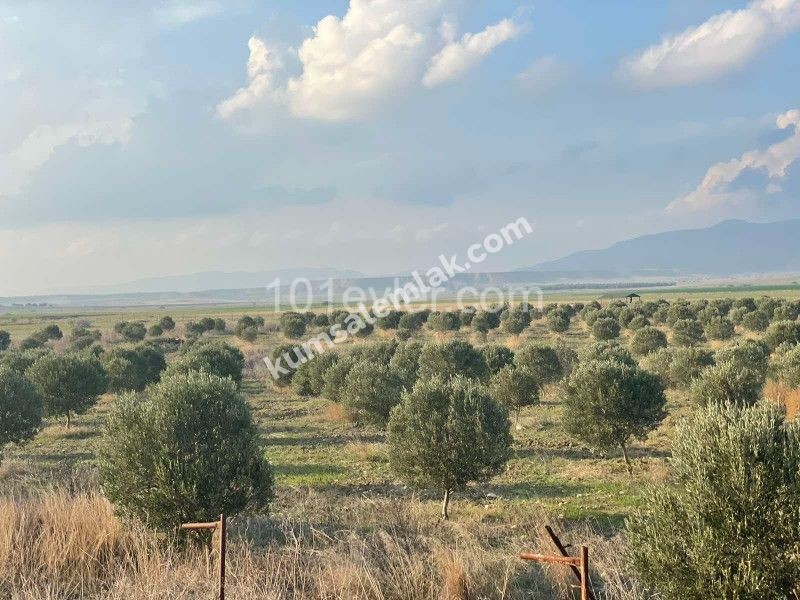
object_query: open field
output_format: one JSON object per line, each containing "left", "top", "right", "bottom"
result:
{"left": 1, "top": 289, "right": 799, "bottom": 598}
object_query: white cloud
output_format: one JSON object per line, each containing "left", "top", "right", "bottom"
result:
{"left": 666, "top": 108, "right": 800, "bottom": 212}
{"left": 218, "top": 1, "right": 522, "bottom": 121}
{"left": 515, "top": 55, "right": 569, "bottom": 93}
{"left": 423, "top": 18, "right": 521, "bottom": 87}
{"left": 620, "top": 0, "right": 800, "bottom": 88}
{"left": 153, "top": 1, "right": 225, "bottom": 28}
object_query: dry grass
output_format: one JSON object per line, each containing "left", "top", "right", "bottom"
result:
{"left": 0, "top": 488, "right": 646, "bottom": 599}
{"left": 765, "top": 380, "right": 800, "bottom": 420}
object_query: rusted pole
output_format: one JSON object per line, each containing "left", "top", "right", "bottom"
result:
{"left": 218, "top": 514, "right": 226, "bottom": 600}
{"left": 545, "top": 526, "right": 595, "bottom": 600}
{"left": 580, "top": 546, "right": 589, "bottom": 600}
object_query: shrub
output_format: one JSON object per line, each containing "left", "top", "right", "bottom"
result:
{"left": 27, "top": 353, "right": 107, "bottom": 428}
{"left": 375, "top": 310, "right": 402, "bottom": 330}
{"left": 592, "top": 317, "right": 621, "bottom": 340}
{"left": 389, "top": 341, "right": 423, "bottom": 389}
{"left": 102, "top": 344, "right": 167, "bottom": 392}
{"left": 397, "top": 312, "right": 425, "bottom": 333}
{"left": 579, "top": 341, "right": 636, "bottom": 367}
{"left": 471, "top": 310, "right": 500, "bottom": 334}
{"left": 514, "top": 343, "right": 564, "bottom": 384}
{"left": 19, "top": 336, "right": 45, "bottom": 350}
{"left": 671, "top": 319, "right": 705, "bottom": 347}
{"left": 552, "top": 341, "right": 579, "bottom": 379}
{"left": 321, "top": 355, "right": 358, "bottom": 401}
{"left": 116, "top": 321, "right": 147, "bottom": 342}
{"left": 147, "top": 324, "right": 163, "bottom": 337}
{"left": 349, "top": 340, "right": 397, "bottom": 366}
{"left": 627, "top": 402, "right": 800, "bottom": 599}
{"left": 630, "top": 326, "right": 667, "bottom": 357}
{"left": 563, "top": 360, "right": 666, "bottom": 473}
{"left": 771, "top": 344, "right": 800, "bottom": 388}
{"left": 480, "top": 344, "right": 515, "bottom": 375}
{"left": 627, "top": 314, "right": 649, "bottom": 330}
{"left": 340, "top": 361, "right": 404, "bottom": 426}
{"left": 387, "top": 376, "right": 512, "bottom": 519}
{"left": 40, "top": 325, "right": 63, "bottom": 340}
{"left": 168, "top": 342, "right": 245, "bottom": 387}
{"left": 280, "top": 313, "right": 307, "bottom": 339}
{"left": 666, "top": 303, "right": 695, "bottom": 326}
{"left": 312, "top": 313, "right": 330, "bottom": 327}
{"left": 98, "top": 370, "right": 273, "bottom": 532}
{"left": 765, "top": 320, "right": 800, "bottom": 349}
{"left": 690, "top": 361, "right": 764, "bottom": 408}
{"left": 159, "top": 316, "right": 176, "bottom": 331}
{"left": 418, "top": 340, "right": 489, "bottom": 382}
{"left": 715, "top": 339, "right": 770, "bottom": 384}
{"left": 502, "top": 308, "right": 531, "bottom": 335}
{"left": 741, "top": 310, "right": 770, "bottom": 332}
{"left": 0, "top": 348, "right": 51, "bottom": 374}
{"left": 0, "top": 366, "right": 43, "bottom": 463}
{"left": 546, "top": 308, "right": 570, "bottom": 333}
{"left": 642, "top": 347, "right": 714, "bottom": 389}
{"left": 488, "top": 365, "right": 540, "bottom": 419}
{"left": 705, "top": 316, "right": 735, "bottom": 340}
{"left": 459, "top": 307, "right": 476, "bottom": 327}
{"left": 213, "top": 318, "right": 226, "bottom": 332}
{"left": 427, "top": 311, "right": 461, "bottom": 332}
{"left": 239, "top": 326, "right": 258, "bottom": 342}
{"left": 292, "top": 352, "right": 339, "bottom": 397}
{"left": 0, "top": 330, "right": 10, "bottom": 351}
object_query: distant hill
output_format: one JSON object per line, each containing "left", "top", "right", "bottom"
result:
{"left": 88, "top": 268, "right": 365, "bottom": 294}
{"left": 528, "top": 219, "right": 800, "bottom": 277}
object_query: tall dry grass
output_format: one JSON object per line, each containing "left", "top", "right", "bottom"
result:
{"left": 0, "top": 488, "right": 646, "bottom": 599}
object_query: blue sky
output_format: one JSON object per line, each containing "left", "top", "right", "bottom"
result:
{"left": 1, "top": 0, "right": 799, "bottom": 295}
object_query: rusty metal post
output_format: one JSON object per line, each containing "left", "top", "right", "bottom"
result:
{"left": 580, "top": 545, "right": 589, "bottom": 600}
{"left": 218, "top": 514, "right": 226, "bottom": 600}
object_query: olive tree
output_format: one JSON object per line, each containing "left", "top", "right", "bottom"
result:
{"left": 102, "top": 344, "right": 167, "bottom": 392}
{"left": 387, "top": 376, "right": 512, "bottom": 519}
{"left": 690, "top": 361, "right": 763, "bottom": 408}
{"left": 592, "top": 317, "right": 621, "bottom": 340}
{"left": 488, "top": 365, "right": 540, "bottom": 420}
{"left": 514, "top": 343, "right": 563, "bottom": 384}
{"left": 340, "top": 360, "right": 404, "bottom": 426}
{"left": 741, "top": 310, "right": 770, "bottom": 332}
{"left": 705, "top": 316, "right": 735, "bottom": 340}
{"left": 627, "top": 402, "right": 800, "bottom": 600}
{"left": 427, "top": 311, "right": 461, "bottom": 332}
{"left": 671, "top": 319, "right": 705, "bottom": 347}
{"left": 579, "top": 341, "right": 636, "bottom": 367}
{"left": 27, "top": 353, "right": 107, "bottom": 428}
{"left": 771, "top": 344, "right": 800, "bottom": 388}
{"left": 389, "top": 341, "right": 423, "bottom": 389}
{"left": 418, "top": 340, "right": 489, "bottom": 382}
{"left": 630, "top": 326, "right": 668, "bottom": 357}
{"left": 765, "top": 320, "right": 800, "bottom": 349}
{"left": 292, "top": 352, "right": 339, "bottom": 396}
{"left": 159, "top": 316, "right": 176, "bottom": 331}
{"left": 169, "top": 342, "right": 245, "bottom": 386}
{"left": 280, "top": 313, "right": 307, "bottom": 339}
{"left": 502, "top": 308, "right": 531, "bottom": 335}
{"left": 98, "top": 370, "right": 273, "bottom": 532}
{"left": 0, "top": 366, "right": 43, "bottom": 463}
{"left": 642, "top": 347, "right": 714, "bottom": 389}
{"left": 0, "top": 331, "right": 10, "bottom": 351}
{"left": 563, "top": 360, "right": 666, "bottom": 474}
{"left": 480, "top": 344, "right": 515, "bottom": 375}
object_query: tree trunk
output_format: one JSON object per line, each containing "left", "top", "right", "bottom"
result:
{"left": 66, "top": 411, "right": 71, "bottom": 429}
{"left": 441, "top": 488, "right": 451, "bottom": 520}
{"left": 620, "top": 442, "right": 632, "bottom": 476}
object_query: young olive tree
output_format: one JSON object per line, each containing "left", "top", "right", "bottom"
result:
{"left": 102, "top": 344, "right": 167, "bottom": 392}
{"left": 168, "top": 342, "right": 245, "bottom": 387}
{"left": 27, "top": 353, "right": 107, "bottom": 428}
{"left": 592, "top": 317, "right": 621, "bottom": 340}
{"left": 629, "top": 326, "right": 668, "bottom": 357}
{"left": 627, "top": 402, "right": 800, "bottom": 600}
{"left": 98, "top": 370, "right": 273, "bottom": 532}
{"left": 690, "top": 361, "right": 763, "bottom": 408}
{"left": 480, "top": 344, "right": 515, "bottom": 376}
{"left": 387, "top": 376, "right": 512, "bottom": 519}
{"left": 340, "top": 360, "right": 404, "bottom": 426}
{"left": 418, "top": 340, "right": 489, "bottom": 382}
{"left": 0, "top": 366, "right": 43, "bottom": 463}
{"left": 671, "top": 319, "right": 705, "bottom": 347}
{"left": 514, "top": 343, "right": 564, "bottom": 385}
{"left": 488, "top": 365, "right": 540, "bottom": 420}
{"left": 563, "top": 360, "right": 666, "bottom": 474}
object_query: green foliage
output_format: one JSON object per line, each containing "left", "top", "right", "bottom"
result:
{"left": 98, "top": 370, "right": 273, "bottom": 533}
{"left": 376, "top": 310, "right": 403, "bottom": 330}
{"left": 765, "top": 320, "right": 800, "bottom": 349}
{"left": 627, "top": 314, "right": 650, "bottom": 330}
{"left": 169, "top": 342, "right": 245, "bottom": 387}
{"left": 741, "top": 310, "right": 770, "bottom": 332}
{"left": 387, "top": 376, "right": 512, "bottom": 518}
{"left": 715, "top": 339, "right": 770, "bottom": 385}
{"left": 418, "top": 340, "right": 488, "bottom": 382}
{"left": 480, "top": 344, "right": 515, "bottom": 375}
{"left": 19, "top": 336, "right": 45, "bottom": 350}
{"left": 488, "top": 365, "right": 540, "bottom": 416}
{"left": 502, "top": 307, "right": 532, "bottom": 335}
{"left": 629, "top": 326, "right": 668, "bottom": 357}
{"left": 704, "top": 316, "right": 735, "bottom": 340}
{"left": 322, "top": 355, "right": 358, "bottom": 401}
{"left": 349, "top": 340, "right": 397, "bottom": 366}
{"left": 671, "top": 318, "right": 705, "bottom": 347}
{"left": 515, "top": 343, "right": 564, "bottom": 384}
{"left": 213, "top": 318, "right": 226, "bottom": 332}
{"left": 340, "top": 360, "right": 404, "bottom": 426}
{"left": 642, "top": 347, "right": 714, "bottom": 389}
{"left": 592, "top": 317, "right": 621, "bottom": 340}
{"left": 471, "top": 310, "right": 500, "bottom": 333}
{"left": 563, "top": 360, "right": 666, "bottom": 472}
{"left": 579, "top": 340, "right": 637, "bottom": 367}
{"left": 627, "top": 402, "right": 800, "bottom": 600}
{"left": 312, "top": 313, "right": 330, "bottom": 327}
{"left": 159, "top": 316, "right": 176, "bottom": 331}
{"left": 427, "top": 311, "right": 461, "bottom": 332}
{"left": 546, "top": 308, "right": 571, "bottom": 333}
{"left": 292, "top": 351, "right": 339, "bottom": 396}
{"left": 0, "top": 366, "right": 43, "bottom": 462}
{"left": 552, "top": 341, "right": 579, "bottom": 379}
{"left": 27, "top": 353, "right": 107, "bottom": 427}
{"left": 389, "top": 341, "right": 423, "bottom": 389}
{"left": 0, "top": 348, "right": 51, "bottom": 374}
{"left": 770, "top": 344, "right": 800, "bottom": 387}
{"left": 397, "top": 311, "right": 425, "bottom": 333}
{"left": 0, "top": 331, "right": 10, "bottom": 351}
{"left": 102, "top": 343, "right": 167, "bottom": 392}
{"left": 280, "top": 312, "right": 307, "bottom": 339}
{"left": 147, "top": 323, "right": 163, "bottom": 337}
{"left": 114, "top": 321, "right": 147, "bottom": 342}
{"left": 666, "top": 303, "right": 696, "bottom": 326}
{"left": 690, "top": 361, "right": 764, "bottom": 408}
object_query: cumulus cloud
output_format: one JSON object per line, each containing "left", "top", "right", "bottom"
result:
{"left": 666, "top": 109, "right": 800, "bottom": 212}
{"left": 620, "top": 0, "right": 800, "bottom": 88}
{"left": 422, "top": 18, "right": 521, "bottom": 87}
{"left": 217, "top": 1, "right": 522, "bottom": 121}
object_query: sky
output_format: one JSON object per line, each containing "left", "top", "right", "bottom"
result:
{"left": 1, "top": 0, "right": 799, "bottom": 296}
